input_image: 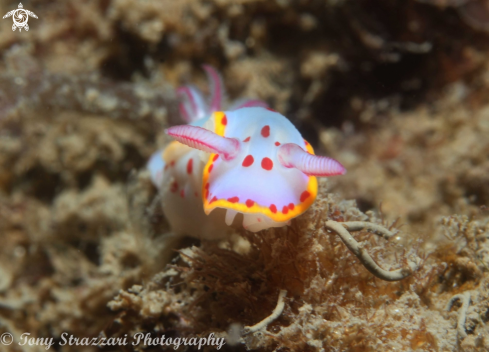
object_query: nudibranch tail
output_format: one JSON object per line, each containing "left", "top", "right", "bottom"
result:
{"left": 165, "top": 125, "right": 240, "bottom": 161}
{"left": 278, "top": 143, "right": 346, "bottom": 176}
{"left": 147, "top": 150, "right": 165, "bottom": 187}
{"left": 202, "top": 65, "right": 224, "bottom": 112}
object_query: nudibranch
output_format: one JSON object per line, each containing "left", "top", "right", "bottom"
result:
{"left": 148, "top": 66, "right": 345, "bottom": 239}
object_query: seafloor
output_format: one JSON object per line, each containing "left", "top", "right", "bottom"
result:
{"left": 1, "top": 0, "right": 489, "bottom": 351}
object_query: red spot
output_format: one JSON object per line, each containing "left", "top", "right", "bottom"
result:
{"left": 275, "top": 141, "right": 281, "bottom": 146}
{"left": 266, "top": 108, "right": 276, "bottom": 112}
{"left": 282, "top": 206, "right": 289, "bottom": 214}
{"left": 242, "top": 155, "right": 254, "bottom": 167}
{"left": 205, "top": 183, "right": 210, "bottom": 190}
{"left": 170, "top": 181, "right": 178, "bottom": 193}
{"left": 269, "top": 204, "right": 277, "bottom": 213}
{"left": 210, "top": 196, "right": 218, "bottom": 204}
{"left": 180, "top": 189, "right": 185, "bottom": 198}
{"left": 213, "top": 154, "right": 219, "bottom": 161}
{"left": 300, "top": 191, "right": 311, "bottom": 202}
{"left": 243, "top": 136, "right": 251, "bottom": 142}
{"left": 261, "top": 125, "right": 270, "bottom": 138}
{"left": 170, "top": 160, "right": 175, "bottom": 167}
{"left": 222, "top": 115, "right": 227, "bottom": 125}
{"left": 194, "top": 192, "right": 198, "bottom": 197}
{"left": 205, "top": 190, "right": 209, "bottom": 199}
{"left": 246, "top": 199, "right": 254, "bottom": 208}
{"left": 208, "top": 164, "right": 214, "bottom": 173}
{"left": 187, "top": 159, "right": 193, "bottom": 174}
{"left": 288, "top": 203, "right": 295, "bottom": 210}
{"left": 261, "top": 157, "right": 273, "bottom": 171}
{"left": 258, "top": 218, "right": 262, "bottom": 222}
{"left": 304, "top": 140, "right": 309, "bottom": 146}
{"left": 227, "top": 197, "right": 239, "bottom": 203}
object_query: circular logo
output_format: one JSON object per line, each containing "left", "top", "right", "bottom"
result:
{"left": 13, "top": 9, "right": 28, "bottom": 27}
{"left": 0, "top": 332, "right": 13, "bottom": 345}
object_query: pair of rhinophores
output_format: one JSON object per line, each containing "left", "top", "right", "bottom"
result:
{"left": 148, "top": 66, "right": 345, "bottom": 238}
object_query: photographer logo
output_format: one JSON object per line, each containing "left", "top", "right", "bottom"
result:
{"left": 3, "top": 3, "right": 38, "bottom": 32}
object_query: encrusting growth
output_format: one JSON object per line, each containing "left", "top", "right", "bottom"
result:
{"left": 241, "top": 219, "right": 420, "bottom": 338}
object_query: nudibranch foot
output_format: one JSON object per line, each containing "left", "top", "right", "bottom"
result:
{"left": 225, "top": 209, "right": 239, "bottom": 226}
{"left": 242, "top": 213, "right": 287, "bottom": 232}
